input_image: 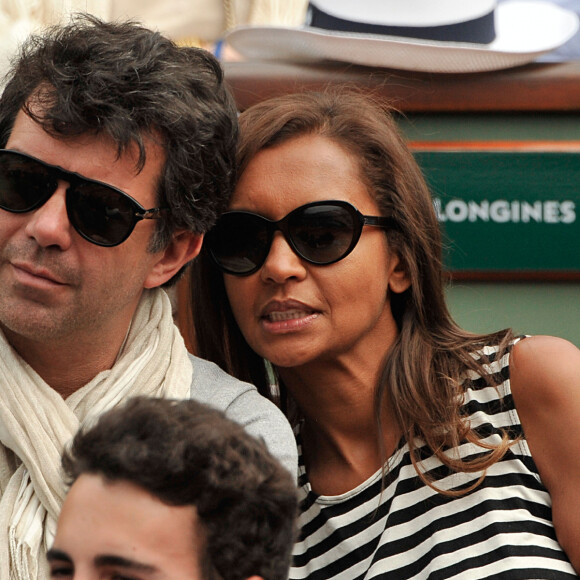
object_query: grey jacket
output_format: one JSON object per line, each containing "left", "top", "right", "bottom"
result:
{"left": 188, "top": 353, "right": 298, "bottom": 477}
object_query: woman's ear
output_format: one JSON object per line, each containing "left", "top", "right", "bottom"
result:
{"left": 387, "top": 253, "right": 411, "bottom": 294}
{"left": 143, "top": 231, "right": 203, "bottom": 289}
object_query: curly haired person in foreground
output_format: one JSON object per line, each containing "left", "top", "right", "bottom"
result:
{"left": 191, "top": 89, "right": 580, "bottom": 578}
{"left": 48, "top": 396, "right": 298, "bottom": 580}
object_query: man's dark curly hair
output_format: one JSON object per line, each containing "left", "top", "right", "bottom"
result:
{"left": 0, "top": 14, "right": 238, "bottom": 284}
{"left": 61, "top": 397, "right": 298, "bottom": 580}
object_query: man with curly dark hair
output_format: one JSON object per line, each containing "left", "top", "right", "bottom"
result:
{"left": 48, "top": 397, "right": 298, "bottom": 580}
{"left": 0, "top": 15, "right": 296, "bottom": 579}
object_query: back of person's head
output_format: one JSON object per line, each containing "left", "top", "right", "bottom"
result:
{"left": 0, "top": 13, "right": 238, "bottom": 263}
{"left": 192, "top": 89, "right": 453, "bottom": 396}
{"left": 62, "top": 397, "right": 298, "bottom": 580}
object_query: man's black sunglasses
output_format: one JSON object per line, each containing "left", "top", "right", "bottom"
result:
{"left": 0, "top": 149, "right": 166, "bottom": 247}
{"left": 205, "top": 200, "right": 397, "bottom": 276}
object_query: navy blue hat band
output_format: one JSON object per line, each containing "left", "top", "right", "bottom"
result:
{"left": 307, "top": 2, "right": 496, "bottom": 44}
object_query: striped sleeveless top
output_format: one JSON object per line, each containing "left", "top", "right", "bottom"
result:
{"left": 291, "top": 342, "right": 578, "bottom": 579}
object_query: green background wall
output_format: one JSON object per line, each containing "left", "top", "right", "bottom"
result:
{"left": 446, "top": 282, "right": 580, "bottom": 347}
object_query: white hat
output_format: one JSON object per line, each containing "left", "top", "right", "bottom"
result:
{"left": 225, "top": 0, "right": 579, "bottom": 73}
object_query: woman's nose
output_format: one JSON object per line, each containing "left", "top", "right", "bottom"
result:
{"left": 259, "top": 231, "right": 308, "bottom": 284}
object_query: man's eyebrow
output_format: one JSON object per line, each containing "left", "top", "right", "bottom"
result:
{"left": 46, "top": 548, "right": 72, "bottom": 562}
{"left": 94, "top": 554, "right": 157, "bottom": 572}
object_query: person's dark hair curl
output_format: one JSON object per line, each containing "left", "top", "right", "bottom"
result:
{"left": 62, "top": 397, "right": 298, "bottom": 580}
{"left": 0, "top": 14, "right": 238, "bottom": 285}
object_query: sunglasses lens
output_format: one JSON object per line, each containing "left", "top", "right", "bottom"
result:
{"left": 208, "top": 212, "right": 270, "bottom": 275}
{"left": 208, "top": 203, "right": 362, "bottom": 275}
{"left": 289, "top": 204, "right": 356, "bottom": 264}
{"left": 67, "top": 182, "right": 137, "bottom": 246}
{"left": 0, "top": 154, "right": 56, "bottom": 212}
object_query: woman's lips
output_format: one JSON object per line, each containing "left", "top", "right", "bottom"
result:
{"left": 266, "top": 309, "right": 314, "bottom": 322}
{"left": 260, "top": 302, "right": 319, "bottom": 331}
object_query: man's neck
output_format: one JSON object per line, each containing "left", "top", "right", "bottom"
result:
{"left": 3, "top": 325, "right": 131, "bottom": 399}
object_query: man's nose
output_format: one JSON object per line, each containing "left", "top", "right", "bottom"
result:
{"left": 23, "top": 182, "right": 73, "bottom": 250}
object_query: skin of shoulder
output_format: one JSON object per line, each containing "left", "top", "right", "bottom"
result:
{"left": 510, "top": 334, "right": 580, "bottom": 572}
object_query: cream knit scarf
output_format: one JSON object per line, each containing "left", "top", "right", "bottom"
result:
{"left": 0, "top": 288, "right": 193, "bottom": 580}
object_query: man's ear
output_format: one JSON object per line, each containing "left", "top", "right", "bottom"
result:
{"left": 143, "top": 231, "right": 203, "bottom": 289}
{"left": 387, "top": 253, "right": 411, "bottom": 295}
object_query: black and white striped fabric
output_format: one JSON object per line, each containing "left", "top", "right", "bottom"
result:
{"left": 291, "top": 342, "right": 578, "bottom": 579}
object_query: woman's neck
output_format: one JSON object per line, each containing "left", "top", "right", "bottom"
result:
{"left": 280, "top": 357, "right": 401, "bottom": 495}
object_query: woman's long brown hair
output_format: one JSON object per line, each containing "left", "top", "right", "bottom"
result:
{"left": 190, "top": 89, "right": 514, "bottom": 494}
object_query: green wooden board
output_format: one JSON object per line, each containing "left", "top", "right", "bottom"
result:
{"left": 414, "top": 151, "right": 580, "bottom": 274}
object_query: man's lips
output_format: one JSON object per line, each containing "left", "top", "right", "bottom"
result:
{"left": 12, "top": 262, "right": 67, "bottom": 286}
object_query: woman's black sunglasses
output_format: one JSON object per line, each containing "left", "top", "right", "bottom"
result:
{"left": 0, "top": 149, "right": 166, "bottom": 247}
{"left": 205, "top": 200, "right": 397, "bottom": 276}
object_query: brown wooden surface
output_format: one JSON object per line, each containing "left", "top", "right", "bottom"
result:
{"left": 223, "top": 60, "right": 580, "bottom": 112}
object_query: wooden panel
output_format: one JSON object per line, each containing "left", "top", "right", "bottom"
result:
{"left": 223, "top": 60, "right": 580, "bottom": 112}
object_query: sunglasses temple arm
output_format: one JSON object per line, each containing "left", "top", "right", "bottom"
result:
{"left": 139, "top": 208, "right": 166, "bottom": 220}
{"left": 364, "top": 216, "right": 398, "bottom": 230}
